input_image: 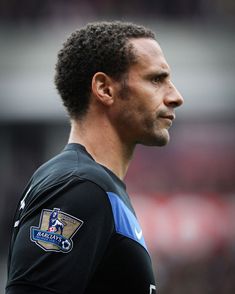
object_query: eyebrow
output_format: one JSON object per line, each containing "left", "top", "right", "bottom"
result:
{"left": 151, "top": 70, "right": 170, "bottom": 79}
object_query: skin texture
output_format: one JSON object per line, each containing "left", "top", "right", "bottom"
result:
{"left": 69, "top": 38, "right": 184, "bottom": 179}
{"left": 112, "top": 38, "right": 184, "bottom": 147}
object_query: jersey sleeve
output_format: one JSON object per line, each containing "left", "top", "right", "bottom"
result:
{"left": 6, "top": 180, "right": 114, "bottom": 294}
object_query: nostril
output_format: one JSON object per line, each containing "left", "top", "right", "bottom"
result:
{"left": 171, "top": 101, "right": 180, "bottom": 108}
{"left": 167, "top": 98, "right": 183, "bottom": 108}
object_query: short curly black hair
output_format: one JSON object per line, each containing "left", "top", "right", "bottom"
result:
{"left": 54, "top": 21, "right": 156, "bottom": 119}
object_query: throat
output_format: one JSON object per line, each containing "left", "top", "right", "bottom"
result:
{"left": 87, "top": 143, "right": 134, "bottom": 180}
{"left": 68, "top": 119, "right": 135, "bottom": 180}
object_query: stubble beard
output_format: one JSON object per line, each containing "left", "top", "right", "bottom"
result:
{"left": 116, "top": 78, "right": 170, "bottom": 147}
{"left": 136, "top": 112, "right": 170, "bottom": 146}
{"left": 138, "top": 125, "right": 170, "bottom": 147}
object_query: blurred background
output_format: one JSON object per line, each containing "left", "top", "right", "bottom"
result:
{"left": 0, "top": 0, "right": 235, "bottom": 293}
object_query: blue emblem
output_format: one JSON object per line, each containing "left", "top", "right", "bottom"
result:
{"left": 30, "top": 208, "right": 83, "bottom": 253}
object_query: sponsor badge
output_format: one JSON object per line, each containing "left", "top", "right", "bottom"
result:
{"left": 30, "top": 208, "right": 83, "bottom": 253}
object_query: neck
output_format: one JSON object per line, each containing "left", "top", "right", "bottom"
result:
{"left": 68, "top": 118, "right": 135, "bottom": 180}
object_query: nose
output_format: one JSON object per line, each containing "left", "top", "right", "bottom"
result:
{"left": 164, "top": 82, "right": 184, "bottom": 108}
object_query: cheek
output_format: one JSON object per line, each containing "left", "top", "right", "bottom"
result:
{"left": 118, "top": 85, "right": 160, "bottom": 128}
{"left": 136, "top": 102, "right": 159, "bottom": 129}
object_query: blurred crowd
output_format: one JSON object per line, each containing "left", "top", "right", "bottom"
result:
{"left": 157, "top": 247, "right": 235, "bottom": 294}
{"left": 0, "top": 0, "right": 234, "bottom": 24}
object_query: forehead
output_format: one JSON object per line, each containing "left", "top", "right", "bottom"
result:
{"left": 128, "top": 38, "right": 170, "bottom": 74}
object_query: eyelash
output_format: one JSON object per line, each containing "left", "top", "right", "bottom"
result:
{"left": 152, "top": 76, "right": 163, "bottom": 84}
{"left": 152, "top": 74, "right": 169, "bottom": 85}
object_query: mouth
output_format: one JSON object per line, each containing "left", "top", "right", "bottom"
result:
{"left": 158, "top": 113, "right": 175, "bottom": 128}
{"left": 160, "top": 113, "right": 175, "bottom": 121}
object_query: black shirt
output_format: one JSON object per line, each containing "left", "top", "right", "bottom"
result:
{"left": 6, "top": 143, "right": 156, "bottom": 294}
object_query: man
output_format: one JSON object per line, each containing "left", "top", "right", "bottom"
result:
{"left": 6, "top": 21, "right": 183, "bottom": 294}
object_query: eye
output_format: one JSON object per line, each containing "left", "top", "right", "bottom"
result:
{"left": 152, "top": 76, "right": 162, "bottom": 83}
{"left": 151, "top": 73, "right": 168, "bottom": 84}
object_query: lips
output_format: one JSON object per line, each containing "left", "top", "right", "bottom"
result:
{"left": 160, "top": 114, "right": 175, "bottom": 121}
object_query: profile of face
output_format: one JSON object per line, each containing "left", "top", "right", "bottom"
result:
{"left": 114, "top": 38, "right": 184, "bottom": 147}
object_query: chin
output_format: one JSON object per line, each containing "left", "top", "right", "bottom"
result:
{"left": 151, "top": 129, "right": 170, "bottom": 146}
{"left": 153, "top": 136, "right": 169, "bottom": 146}
{"left": 156, "top": 138, "right": 169, "bottom": 146}
{"left": 139, "top": 133, "right": 170, "bottom": 147}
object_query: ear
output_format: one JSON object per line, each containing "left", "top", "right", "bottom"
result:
{"left": 91, "top": 72, "right": 115, "bottom": 106}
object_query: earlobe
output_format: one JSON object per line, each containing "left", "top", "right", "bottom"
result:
{"left": 91, "top": 72, "right": 114, "bottom": 106}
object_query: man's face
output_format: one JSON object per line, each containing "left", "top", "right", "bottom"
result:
{"left": 114, "top": 38, "right": 184, "bottom": 147}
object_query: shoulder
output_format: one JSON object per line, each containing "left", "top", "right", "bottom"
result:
{"left": 19, "top": 143, "right": 133, "bottom": 224}
{"left": 54, "top": 180, "right": 113, "bottom": 221}
{"left": 31, "top": 143, "right": 117, "bottom": 194}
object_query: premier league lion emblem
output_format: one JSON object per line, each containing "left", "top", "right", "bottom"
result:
{"left": 30, "top": 208, "right": 83, "bottom": 253}
{"left": 48, "top": 209, "right": 65, "bottom": 234}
